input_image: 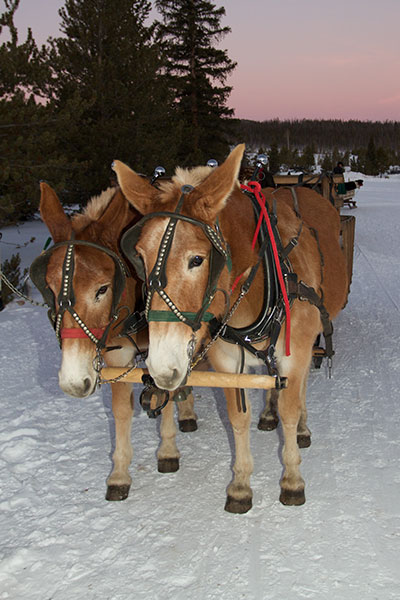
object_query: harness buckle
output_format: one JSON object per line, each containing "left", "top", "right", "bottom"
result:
{"left": 148, "top": 278, "right": 163, "bottom": 289}
{"left": 275, "top": 375, "right": 288, "bottom": 390}
{"left": 327, "top": 357, "right": 333, "bottom": 379}
{"left": 59, "top": 298, "right": 72, "bottom": 308}
{"left": 93, "top": 352, "right": 105, "bottom": 374}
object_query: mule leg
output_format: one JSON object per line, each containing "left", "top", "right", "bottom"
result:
{"left": 177, "top": 390, "right": 198, "bottom": 432}
{"left": 106, "top": 381, "right": 134, "bottom": 501}
{"left": 157, "top": 399, "right": 180, "bottom": 473}
{"left": 277, "top": 347, "right": 315, "bottom": 505}
{"left": 277, "top": 302, "right": 321, "bottom": 505}
{"left": 224, "top": 388, "right": 254, "bottom": 514}
{"left": 258, "top": 388, "right": 279, "bottom": 431}
{"left": 297, "top": 376, "right": 311, "bottom": 448}
{"left": 277, "top": 372, "right": 306, "bottom": 506}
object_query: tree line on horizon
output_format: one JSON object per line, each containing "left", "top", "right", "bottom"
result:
{"left": 236, "top": 118, "right": 400, "bottom": 175}
{"left": 237, "top": 118, "right": 400, "bottom": 152}
{"left": 1, "top": 0, "right": 399, "bottom": 224}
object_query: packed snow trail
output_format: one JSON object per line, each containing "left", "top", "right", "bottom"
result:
{"left": 0, "top": 176, "right": 399, "bottom": 599}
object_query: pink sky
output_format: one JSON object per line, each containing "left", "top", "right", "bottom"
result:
{"left": 7, "top": 0, "right": 400, "bottom": 121}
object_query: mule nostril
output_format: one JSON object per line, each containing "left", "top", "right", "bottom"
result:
{"left": 83, "top": 377, "right": 92, "bottom": 394}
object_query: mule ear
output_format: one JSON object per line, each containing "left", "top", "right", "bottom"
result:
{"left": 39, "top": 182, "right": 72, "bottom": 242}
{"left": 189, "top": 144, "right": 245, "bottom": 222}
{"left": 94, "top": 188, "right": 134, "bottom": 248}
{"left": 112, "top": 160, "right": 157, "bottom": 214}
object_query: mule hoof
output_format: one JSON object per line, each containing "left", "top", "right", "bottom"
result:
{"left": 257, "top": 416, "right": 278, "bottom": 431}
{"left": 158, "top": 457, "right": 179, "bottom": 473}
{"left": 224, "top": 495, "right": 252, "bottom": 514}
{"left": 106, "top": 484, "right": 130, "bottom": 501}
{"left": 178, "top": 419, "right": 198, "bottom": 432}
{"left": 279, "top": 488, "right": 305, "bottom": 506}
{"left": 297, "top": 434, "right": 311, "bottom": 448}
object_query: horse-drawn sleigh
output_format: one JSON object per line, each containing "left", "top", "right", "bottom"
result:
{"left": 29, "top": 145, "right": 349, "bottom": 513}
{"left": 271, "top": 168, "right": 357, "bottom": 301}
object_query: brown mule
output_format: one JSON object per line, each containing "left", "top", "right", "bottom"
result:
{"left": 36, "top": 183, "right": 197, "bottom": 501}
{"left": 113, "top": 144, "right": 348, "bottom": 513}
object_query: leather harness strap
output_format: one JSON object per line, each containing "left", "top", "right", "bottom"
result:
{"left": 287, "top": 278, "right": 334, "bottom": 359}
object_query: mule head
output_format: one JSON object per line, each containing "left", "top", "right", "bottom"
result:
{"left": 113, "top": 145, "right": 245, "bottom": 390}
{"left": 38, "top": 183, "right": 135, "bottom": 398}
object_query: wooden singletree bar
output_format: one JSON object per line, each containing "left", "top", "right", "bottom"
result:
{"left": 101, "top": 368, "right": 286, "bottom": 390}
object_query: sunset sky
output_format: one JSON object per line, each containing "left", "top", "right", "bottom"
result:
{"left": 8, "top": 0, "right": 400, "bottom": 122}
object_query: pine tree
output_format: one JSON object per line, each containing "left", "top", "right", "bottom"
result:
{"left": 155, "top": 0, "right": 237, "bottom": 165}
{"left": 45, "top": 0, "right": 175, "bottom": 201}
{"left": 321, "top": 152, "right": 333, "bottom": 172}
{"left": 364, "top": 136, "right": 379, "bottom": 175}
{"left": 299, "top": 145, "right": 315, "bottom": 171}
{"left": 375, "top": 146, "right": 389, "bottom": 175}
{"left": 268, "top": 142, "right": 280, "bottom": 174}
{"left": 0, "top": 0, "right": 48, "bottom": 98}
{"left": 0, "top": 0, "right": 64, "bottom": 223}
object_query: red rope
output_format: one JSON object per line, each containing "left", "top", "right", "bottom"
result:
{"left": 240, "top": 181, "right": 291, "bottom": 356}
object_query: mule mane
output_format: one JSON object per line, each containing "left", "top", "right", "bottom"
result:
{"left": 71, "top": 187, "right": 117, "bottom": 232}
{"left": 157, "top": 166, "right": 214, "bottom": 201}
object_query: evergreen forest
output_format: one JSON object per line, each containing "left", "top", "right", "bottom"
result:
{"left": 1, "top": 0, "right": 399, "bottom": 224}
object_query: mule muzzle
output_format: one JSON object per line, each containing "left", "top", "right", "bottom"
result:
{"left": 58, "top": 375, "right": 97, "bottom": 398}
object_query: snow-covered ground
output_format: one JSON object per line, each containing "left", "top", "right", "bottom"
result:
{"left": 0, "top": 176, "right": 399, "bottom": 599}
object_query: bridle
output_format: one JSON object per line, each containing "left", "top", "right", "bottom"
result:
{"left": 30, "top": 237, "right": 129, "bottom": 350}
{"left": 120, "top": 185, "right": 231, "bottom": 333}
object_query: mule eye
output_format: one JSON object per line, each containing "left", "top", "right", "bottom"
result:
{"left": 96, "top": 285, "right": 108, "bottom": 298}
{"left": 188, "top": 256, "right": 204, "bottom": 269}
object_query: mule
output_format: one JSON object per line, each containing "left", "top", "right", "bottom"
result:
{"left": 33, "top": 183, "right": 197, "bottom": 501}
{"left": 112, "top": 144, "right": 348, "bottom": 513}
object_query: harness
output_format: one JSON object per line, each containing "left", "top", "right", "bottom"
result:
{"left": 216, "top": 183, "right": 335, "bottom": 378}
{"left": 120, "top": 178, "right": 335, "bottom": 401}
{"left": 206, "top": 181, "right": 296, "bottom": 380}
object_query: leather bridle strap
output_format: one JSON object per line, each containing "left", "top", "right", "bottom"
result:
{"left": 121, "top": 186, "right": 231, "bottom": 332}
{"left": 30, "top": 238, "right": 128, "bottom": 348}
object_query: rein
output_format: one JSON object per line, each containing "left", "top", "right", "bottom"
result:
{"left": 0, "top": 267, "right": 48, "bottom": 308}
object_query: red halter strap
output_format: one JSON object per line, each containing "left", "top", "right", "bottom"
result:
{"left": 60, "top": 328, "right": 106, "bottom": 340}
{"left": 60, "top": 290, "right": 127, "bottom": 341}
{"left": 240, "top": 181, "right": 291, "bottom": 356}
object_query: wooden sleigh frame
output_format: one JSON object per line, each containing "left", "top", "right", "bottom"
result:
{"left": 101, "top": 367, "right": 286, "bottom": 390}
